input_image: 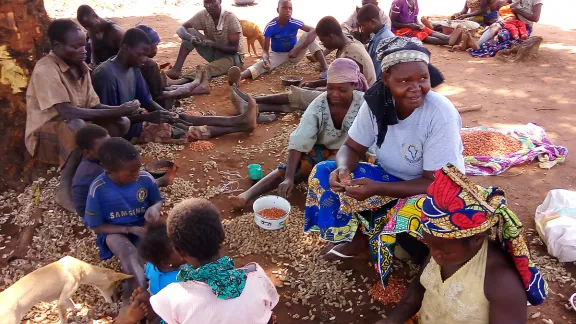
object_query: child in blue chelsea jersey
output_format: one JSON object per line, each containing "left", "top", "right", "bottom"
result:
{"left": 84, "top": 137, "right": 163, "bottom": 301}
{"left": 228, "top": 0, "right": 329, "bottom": 83}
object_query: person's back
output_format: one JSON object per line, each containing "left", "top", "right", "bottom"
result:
{"left": 72, "top": 157, "right": 104, "bottom": 216}
{"left": 90, "top": 21, "right": 122, "bottom": 64}
{"left": 151, "top": 263, "right": 277, "bottom": 323}
{"left": 149, "top": 198, "right": 279, "bottom": 324}
{"left": 339, "top": 38, "right": 376, "bottom": 86}
{"left": 71, "top": 124, "right": 110, "bottom": 217}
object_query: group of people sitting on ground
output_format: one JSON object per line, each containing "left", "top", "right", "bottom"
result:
{"left": 22, "top": 0, "right": 548, "bottom": 322}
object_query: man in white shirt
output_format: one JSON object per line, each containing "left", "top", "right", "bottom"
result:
{"left": 341, "top": 0, "right": 392, "bottom": 38}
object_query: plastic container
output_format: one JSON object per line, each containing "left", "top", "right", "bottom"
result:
{"left": 570, "top": 293, "right": 576, "bottom": 312}
{"left": 253, "top": 196, "right": 291, "bottom": 230}
{"left": 248, "top": 164, "right": 264, "bottom": 181}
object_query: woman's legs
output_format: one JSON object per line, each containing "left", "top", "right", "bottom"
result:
{"left": 477, "top": 23, "right": 501, "bottom": 45}
{"left": 106, "top": 234, "right": 146, "bottom": 304}
{"left": 229, "top": 169, "right": 284, "bottom": 209}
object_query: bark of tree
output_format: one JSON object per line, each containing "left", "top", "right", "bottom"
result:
{"left": 0, "top": 0, "right": 50, "bottom": 191}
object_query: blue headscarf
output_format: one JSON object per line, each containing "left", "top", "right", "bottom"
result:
{"left": 136, "top": 24, "right": 160, "bottom": 45}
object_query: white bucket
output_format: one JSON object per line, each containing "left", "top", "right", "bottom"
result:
{"left": 253, "top": 196, "right": 291, "bottom": 230}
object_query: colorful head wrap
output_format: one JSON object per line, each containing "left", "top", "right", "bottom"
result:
{"left": 135, "top": 24, "right": 160, "bottom": 45}
{"left": 364, "top": 36, "right": 444, "bottom": 148}
{"left": 421, "top": 163, "right": 548, "bottom": 305}
{"left": 376, "top": 36, "right": 430, "bottom": 73}
{"left": 327, "top": 58, "right": 369, "bottom": 92}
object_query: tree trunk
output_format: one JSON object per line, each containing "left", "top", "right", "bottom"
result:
{"left": 0, "top": 0, "right": 50, "bottom": 191}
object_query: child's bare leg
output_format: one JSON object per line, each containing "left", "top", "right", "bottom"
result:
{"left": 106, "top": 234, "right": 146, "bottom": 304}
{"left": 424, "top": 32, "right": 450, "bottom": 46}
{"left": 229, "top": 86, "right": 282, "bottom": 123}
{"left": 229, "top": 169, "right": 284, "bottom": 210}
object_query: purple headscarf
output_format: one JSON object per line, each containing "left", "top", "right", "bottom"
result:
{"left": 326, "top": 58, "right": 369, "bottom": 92}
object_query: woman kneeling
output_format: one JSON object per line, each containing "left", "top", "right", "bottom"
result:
{"left": 305, "top": 37, "right": 463, "bottom": 266}
{"left": 377, "top": 164, "right": 547, "bottom": 324}
{"left": 230, "top": 58, "right": 368, "bottom": 209}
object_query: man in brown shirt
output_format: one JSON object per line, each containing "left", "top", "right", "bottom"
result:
{"left": 166, "top": 0, "right": 244, "bottom": 79}
{"left": 26, "top": 19, "right": 140, "bottom": 212}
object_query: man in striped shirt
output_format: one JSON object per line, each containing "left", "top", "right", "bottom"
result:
{"left": 228, "top": 0, "right": 328, "bottom": 84}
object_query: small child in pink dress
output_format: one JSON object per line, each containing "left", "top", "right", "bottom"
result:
{"left": 149, "top": 198, "right": 279, "bottom": 324}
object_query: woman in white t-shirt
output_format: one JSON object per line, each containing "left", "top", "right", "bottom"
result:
{"left": 304, "top": 37, "right": 465, "bottom": 287}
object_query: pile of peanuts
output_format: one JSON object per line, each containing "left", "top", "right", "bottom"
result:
{"left": 369, "top": 277, "right": 407, "bottom": 305}
{"left": 461, "top": 130, "right": 523, "bottom": 157}
{"left": 189, "top": 140, "right": 215, "bottom": 152}
{"left": 258, "top": 208, "right": 287, "bottom": 219}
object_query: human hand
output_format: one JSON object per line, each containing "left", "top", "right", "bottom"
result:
{"left": 278, "top": 178, "right": 295, "bottom": 198}
{"left": 144, "top": 204, "right": 162, "bottom": 223}
{"left": 128, "top": 226, "right": 147, "bottom": 237}
{"left": 145, "top": 110, "right": 178, "bottom": 124}
{"left": 329, "top": 166, "right": 351, "bottom": 192}
{"left": 200, "top": 39, "right": 215, "bottom": 47}
{"left": 287, "top": 47, "right": 300, "bottom": 59}
{"left": 409, "top": 23, "right": 423, "bottom": 30}
{"left": 344, "top": 178, "right": 379, "bottom": 201}
{"left": 119, "top": 100, "right": 141, "bottom": 115}
{"left": 300, "top": 81, "right": 315, "bottom": 88}
{"left": 262, "top": 58, "right": 271, "bottom": 70}
{"left": 189, "top": 35, "right": 202, "bottom": 44}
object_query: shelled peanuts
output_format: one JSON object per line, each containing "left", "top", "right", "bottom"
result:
{"left": 461, "top": 130, "right": 523, "bottom": 157}
{"left": 369, "top": 278, "right": 407, "bottom": 305}
{"left": 189, "top": 140, "right": 215, "bottom": 152}
{"left": 258, "top": 208, "right": 287, "bottom": 219}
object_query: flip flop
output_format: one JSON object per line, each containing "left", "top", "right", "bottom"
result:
{"left": 257, "top": 113, "right": 277, "bottom": 124}
{"left": 325, "top": 247, "right": 354, "bottom": 259}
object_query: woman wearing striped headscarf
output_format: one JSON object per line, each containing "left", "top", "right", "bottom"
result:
{"left": 304, "top": 37, "right": 464, "bottom": 279}
{"left": 376, "top": 163, "right": 547, "bottom": 324}
{"left": 230, "top": 58, "right": 368, "bottom": 209}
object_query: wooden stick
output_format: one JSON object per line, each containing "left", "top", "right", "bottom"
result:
{"left": 534, "top": 108, "right": 559, "bottom": 111}
{"left": 457, "top": 105, "right": 483, "bottom": 113}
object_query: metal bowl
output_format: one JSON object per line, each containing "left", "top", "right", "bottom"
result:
{"left": 280, "top": 75, "right": 303, "bottom": 87}
{"left": 234, "top": 0, "right": 256, "bottom": 5}
{"left": 144, "top": 160, "right": 174, "bottom": 179}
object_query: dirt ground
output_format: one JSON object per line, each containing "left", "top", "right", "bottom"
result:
{"left": 2, "top": 0, "right": 576, "bottom": 323}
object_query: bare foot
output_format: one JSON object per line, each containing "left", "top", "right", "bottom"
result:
{"left": 243, "top": 95, "right": 258, "bottom": 131}
{"left": 421, "top": 16, "right": 434, "bottom": 30}
{"left": 165, "top": 67, "right": 182, "bottom": 80}
{"left": 449, "top": 25, "right": 463, "bottom": 46}
{"left": 229, "top": 194, "right": 248, "bottom": 210}
{"left": 115, "top": 301, "right": 148, "bottom": 324}
{"left": 465, "top": 31, "right": 479, "bottom": 50}
{"left": 460, "top": 32, "right": 471, "bottom": 51}
{"left": 230, "top": 85, "right": 249, "bottom": 114}
{"left": 195, "top": 66, "right": 211, "bottom": 95}
{"left": 228, "top": 66, "right": 242, "bottom": 86}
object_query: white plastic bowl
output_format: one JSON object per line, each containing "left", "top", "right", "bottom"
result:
{"left": 253, "top": 195, "right": 291, "bottom": 230}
